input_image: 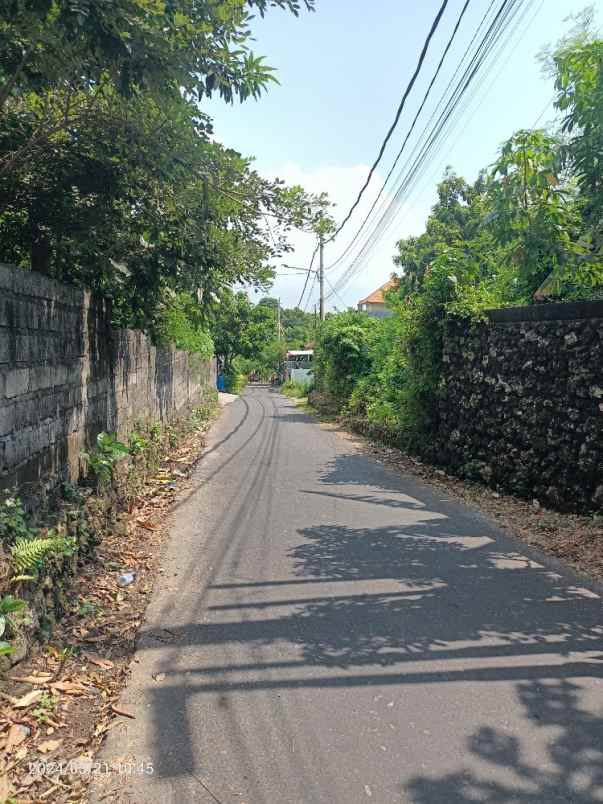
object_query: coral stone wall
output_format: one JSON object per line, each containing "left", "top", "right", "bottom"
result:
{"left": 438, "top": 301, "right": 603, "bottom": 512}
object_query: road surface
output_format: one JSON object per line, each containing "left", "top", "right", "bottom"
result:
{"left": 92, "top": 385, "right": 603, "bottom": 803}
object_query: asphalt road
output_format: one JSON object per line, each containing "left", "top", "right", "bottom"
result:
{"left": 92, "top": 385, "right": 603, "bottom": 804}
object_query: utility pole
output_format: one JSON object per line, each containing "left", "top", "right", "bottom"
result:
{"left": 277, "top": 297, "right": 281, "bottom": 340}
{"left": 319, "top": 234, "right": 325, "bottom": 321}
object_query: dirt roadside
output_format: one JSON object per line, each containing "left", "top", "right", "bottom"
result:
{"left": 0, "top": 397, "right": 234, "bottom": 803}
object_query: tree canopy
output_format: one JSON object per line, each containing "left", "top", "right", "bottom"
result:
{"left": 393, "top": 19, "right": 602, "bottom": 304}
{"left": 208, "top": 292, "right": 315, "bottom": 378}
{"left": 0, "top": 0, "right": 314, "bottom": 110}
{"left": 0, "top": 0, "right": 318, "bottom": 337}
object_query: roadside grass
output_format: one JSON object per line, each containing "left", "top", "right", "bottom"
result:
{"left": 280, "top": 379, "right": 313, "bottom": 399}
{"left": 225, "top": 372, "right": 248, "bottom": 394}
{"left": 282, "top": 387, "right": 340, "bottom": 425}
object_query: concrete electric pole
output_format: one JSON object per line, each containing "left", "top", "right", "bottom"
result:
{"left": 319, "top": 235, "right": 325, "bottom": 321}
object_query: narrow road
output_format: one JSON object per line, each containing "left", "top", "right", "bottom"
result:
{"left": 93, "top": 386, "right": 603, "bottom": 804}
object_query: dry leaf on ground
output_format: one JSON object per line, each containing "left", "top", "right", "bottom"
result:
{"left": 0, "top": 773, "right": 10, "bottom": 801}
{"left": 5, "top": 724, "right": 29, "bottom": 752}
{"left": 13, "top": 689, "right": 43, "bottom": 709}
{"left": 84, "top": 653, "right": 114, "bottom": 670}
{"left": 8, "top": 673, "right": 53, "bottom": 685}
{"left": 50, "top": 680, "right": 88, "bottom": 696}
{"left": 38, "top": 738, "right": 63, "bottom": 753}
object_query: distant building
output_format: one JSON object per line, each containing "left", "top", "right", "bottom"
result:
{"left": 283, "top": 349, "right": 314, "bottom": 386}
{"left": 357, "top": 278, "right": 398, "bottom": 318}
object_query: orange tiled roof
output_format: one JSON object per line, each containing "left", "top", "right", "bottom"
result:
{"left": 358, "top": 278, "right": 398, "bottom": 306}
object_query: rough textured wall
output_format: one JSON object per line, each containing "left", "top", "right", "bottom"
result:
{"left": 438, "top": 301, "right": 603, "bottom": 512}
{"left": 0, "top": 264, "right": 216, "bottom": 498}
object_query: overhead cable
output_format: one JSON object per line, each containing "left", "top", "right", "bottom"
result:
{"left": 327, "top": 0, "right": 451, "bottom": 243}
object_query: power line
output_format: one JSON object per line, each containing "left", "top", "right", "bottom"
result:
{"left": 326, "top": 0, "right": 476, "bottom": 272}
{"left": 297, "top": 241, "right": 319, "bottom": 308}
{"left": 328, "top": 0, "right": 534, "bottom": 299}
{"left": 532, "top": 93, "right": 555, "bottom": 128}
{"left": 303, "top": 271, "right": 318, "bottom": 312}
{"left": 392, "top": 0, "right": 545, "bottom": 223}
{"left": 328, "top": 0, "right": 451, "bottom": 243}
{"left": 324, "top": 274, "right": 348, "bottom": 309}
{"left": 335, "top": 0, "right": 521, "bottom": 279}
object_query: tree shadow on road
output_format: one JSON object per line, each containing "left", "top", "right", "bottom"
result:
{"left": 135, "top": 446, "right": 603, "bottom": 796}
{"left": 405, "top": 679, "right": 603, "bottom": 803}
{"left": 287, "top": 520, "right": 602, "bottom": 670}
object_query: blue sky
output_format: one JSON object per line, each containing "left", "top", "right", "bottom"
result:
{"left": 204, "top": 0, "right": 601, "bottom": 310}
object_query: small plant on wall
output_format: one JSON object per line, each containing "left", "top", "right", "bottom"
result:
{"left": 82, "top": 432, "right": 129, "bottom": 487}
{"left": 0, "top": 595, "right": 27, "bottom": 656}
{"left": 0, "top": 494, "right": 36, "bottom": 546}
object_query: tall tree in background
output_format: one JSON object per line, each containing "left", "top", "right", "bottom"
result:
{"left": 209, "top": 294, "right": 315, "bottom": 376}
{"left": 554, "top": 29, "right": 603, "bottom": 252}
{"left": 487, "top": 129, "right": 581, "bottom": 297}
{"left": 394, "top": 169, "right": 493, "bottom": 295}
{"left": 0, "top": 1, "right": 314, "bottom": 183}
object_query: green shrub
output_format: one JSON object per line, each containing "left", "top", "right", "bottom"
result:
{"left": 82, "top": 432, "right": 129, "bottom": 486}
{"left": 11, "top": 533, "right": 77, "bottom": 575}
{"left": 0, "top": 595, "right": 27, "bottom": 656}
{"left": 0, "top": 493, "right": 36, "bottom": 546}
{"left": 281, "top": 379, "right": 313, "bottom": 398}
{"left": 224, "top": 370, "right": 248, "bottom": 394}
{"left": 314, "top": 312, "right": 377, "bottom": 406}
{"left": 129, "top": 431, "right": 150, "bottom": 456}
{"left": 193, "top": 390, "right": 219, "bottom": 423}
{"left": 345, "top": 248, "right": 519, "bottom": 449}
{"left": 155, "top": 293, "right": 214, "bottom": 358}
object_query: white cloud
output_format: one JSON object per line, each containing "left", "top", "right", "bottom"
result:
{"left": 259, "top": 162, "right": 427, "bottom": 311}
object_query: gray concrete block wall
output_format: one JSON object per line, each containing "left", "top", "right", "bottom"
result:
{"left": 0, "top": 264, "right": 216, "bottom": 499}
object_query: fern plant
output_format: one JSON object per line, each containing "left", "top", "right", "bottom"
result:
{"left": 11, "top": 533, "right": 77, "bottom": 575}
{"left": 0, "top": 595, "right": 26, "bottom": 656}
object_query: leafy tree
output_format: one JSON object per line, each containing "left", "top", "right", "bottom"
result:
{"left": 394, "top": 169, "right": 489, "bottom": 294}
{"left": 280, "top": 306, "right": 316, "bottom": 347}
{"left": 154, "top": 292, "right": 214, "bottom": 359}
{"left": 209, "top": 291, "right": 254, "bottom": 373}
{"left": 209, "top": 290, "right": 281, "bottom": 372}
{"left": 247, "top": 298, "right": 279, "bottom": 352}
{"left": 255, "top": 338, "right": 288, "bottom": 379}
{"left": 0, "top": 0, "right": 322, "bottom": 340}
{"left": 254, "top": 297, "right": 315, "bottom": 347}
{"left": 0, "top": 86, "right": 312, "bottom": 328}
{"left": 0, "top": 0, "right": 314, "bottom": 110}
{"left": 0, "top": 1, "right": 316, "bottom": 194}
{"left": 487, "top": 129, "right": 583, "bottom": 296}
{"left": 553, "top": 33, "right": 603, "bottom": 252}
